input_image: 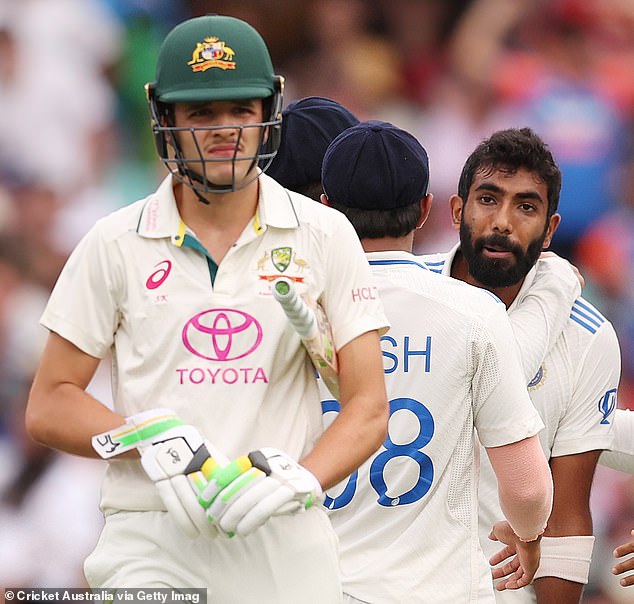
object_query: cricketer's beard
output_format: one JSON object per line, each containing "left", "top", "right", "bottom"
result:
{"left": 459, "top": 222, "right": 546, "bottom": 288}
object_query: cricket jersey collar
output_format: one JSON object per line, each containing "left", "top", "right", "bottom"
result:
{"left": 136, "top": 173, "right": 300, "bottom": 245}
{"left": 442, "top": 242, "right": 460, "bottom": 275}
{"left": 136, "top": 175, "right": 185, "bottom": 244}
{"left": 256, "top": 173, "right": 301, "bottom": 230}
{"left": 366, "top": 250, "right": 431, "bottom": 270}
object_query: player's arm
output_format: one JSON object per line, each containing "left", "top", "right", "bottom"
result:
{"left": 486, "top": 435, "right": 553, "bottom": 590}
{"left": 531, "top": 450, "right": 600, "bottom": 604}
{"left": 299, "top": 329, "right": 388, "bottom": 489}
{"left": 471, "top": 302, "right": 553, "bottom": 587}
{"left": 28, "top": 332, "right": 226, "bottom": 538}
{"left": 531, "top": 319, "right": 620, "bottom": 601}
{"left": 508, "top": 253, "right": 582, "bottom": 382}
{"left": 299, "top": 214, "right": 389, "bottom": 489}
{"left": 485, "top": 435, "right": 553, "bottom": 590}
{"left": 486, "top": 436, "right": 553, "bottom": 545}
{"left": 26, "top": 331, "right": 126, "bottom": 457}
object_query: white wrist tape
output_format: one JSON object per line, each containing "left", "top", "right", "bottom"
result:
{"left": 533, "top": 536, "right": 595, "bottom": 584}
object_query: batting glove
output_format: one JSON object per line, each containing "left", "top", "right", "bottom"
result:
{"left": 92, "top": 408, "right": 226, "bottom": 539}
{"left": 204, "top": 447, "right": 323, "bottom": 537}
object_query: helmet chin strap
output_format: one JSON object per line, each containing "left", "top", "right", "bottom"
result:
{"left": 192, "top": 185, "right": 211, "bottom": 206}
{"left": 178, "top": 158, "right": 260, "bottom": 201}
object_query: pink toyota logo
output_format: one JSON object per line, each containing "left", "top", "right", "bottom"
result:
{"left": 182, "top": 309, "right": 263, "bottom": 361}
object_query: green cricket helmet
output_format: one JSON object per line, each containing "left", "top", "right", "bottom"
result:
{"left": 146, "top": 14, "right": 284, "bottom": 195}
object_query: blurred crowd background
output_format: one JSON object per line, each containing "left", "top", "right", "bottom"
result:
{"left": 0, "top": 0, "right": 632, "bottom": 600}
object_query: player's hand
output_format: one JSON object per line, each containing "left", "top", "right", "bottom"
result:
{"left": 489, "top": 521, "right": 542, "bottom": 590}
{"left": 538, "top": 251, "right": 585, "bottom": 289}
{"left": 92, "top": 408, "right": 226, "bottom": 539}
{"left": 204, "top": 447, "right": 323, "bottom": 537}
{"left": 140, "top": 428, "right": 225, "bottom": 539}
{"left": 612, "top": 529, "right": 634, "bottom": 587}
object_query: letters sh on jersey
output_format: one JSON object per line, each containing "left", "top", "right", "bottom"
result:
{"left": 382, "top": 335, "right": 432, "bottom": 374}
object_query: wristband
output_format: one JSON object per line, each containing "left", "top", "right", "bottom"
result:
{"left": 533, "top": 535, "right": 595, "bottom": 584}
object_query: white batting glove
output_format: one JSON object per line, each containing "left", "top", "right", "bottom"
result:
{"left": 204, "top": 447, "right": 323, "bottom": 537}
{"left": 92, "top": 409, "right": 226, "bottom": 539}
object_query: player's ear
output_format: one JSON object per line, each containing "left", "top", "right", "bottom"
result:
{"left": 416, "top": 194, "right": 433, "bottom": 229}
{"left": 320, "top": 193, "right": 331, "bottom": 207}
{"left": 542, "top": 213, "right": 561, "bottom": 249}
{"left": 449, "top": 194, "right": 463, "bottom": 231}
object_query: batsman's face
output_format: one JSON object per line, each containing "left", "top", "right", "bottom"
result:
{"left": 172, "top": 99, "right": 266, "bottom": 186}
{"left": 452, "top": 167, "right": 558, "bottom": 289}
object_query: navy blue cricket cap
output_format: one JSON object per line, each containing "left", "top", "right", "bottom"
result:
{"left": 267, "top": 96, "right": 359, "bottom": 189}
{"left": 322, "top": 120, "right": 430, "bottom": 210}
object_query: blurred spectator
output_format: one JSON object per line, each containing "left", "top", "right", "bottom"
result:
{"left": 587, "top": 466, "right": 634, "bottom": 603}
{"left": 575, "top": 123, "right": 634, "bottom": 410}
{"left": 497, "top": 3, "right": 628, "bottom": 261}
{"left": 0, "top": 0, "right": 123, "bottom": 588}
{"left": 409, "top": 0, "right": 531, "bottom": 253}
{"left": 280, "top": 0, "right": 406, "bottom": 119}
{"left": 0, "top": 230, "right": 105, "bottom": 588}
{"left": 375, "top": 0, "right": 470, "bottom": 107}
{"left": 0, "top": 0, "right": 122, "bottom": 196}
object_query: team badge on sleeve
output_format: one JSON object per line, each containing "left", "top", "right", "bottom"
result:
{"left": 598, "top": 388, "right": 617, "bottom": 424}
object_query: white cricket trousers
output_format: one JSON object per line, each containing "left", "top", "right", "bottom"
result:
{"left": 84, "top": 506, "right": 342, "bottom": 603}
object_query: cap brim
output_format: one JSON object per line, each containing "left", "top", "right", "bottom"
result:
{"left": 159, "top": 86, "right": 273, "bottom": 103}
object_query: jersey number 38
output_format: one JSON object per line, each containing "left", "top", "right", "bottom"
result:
{"left": 321, "top": 397, "right": 435, "bottom": 509}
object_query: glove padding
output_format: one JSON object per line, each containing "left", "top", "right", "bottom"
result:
{"left": 140, "top": 427, "right": 226, "bottom": 539}
{"left": 92, "top": 408, "right": 226, "bottom": 539}
{"left": 204, "top": 447, "right": 323, "bottom": 537}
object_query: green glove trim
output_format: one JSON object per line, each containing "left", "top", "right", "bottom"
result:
{"left": 118, "top": 417, "right": 185, "bottom": 448}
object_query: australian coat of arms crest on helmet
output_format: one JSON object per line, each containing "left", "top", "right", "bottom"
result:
{"left": 188, "top": 37, "right": 236, "bottom": 72}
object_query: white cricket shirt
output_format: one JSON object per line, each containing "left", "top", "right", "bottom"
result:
{"left": 322, "top": 250, "right": 544, "bottom": 604}
{"left": 423, "top": 244, "right": 619, "bottom": 604}
{"left": 41, "top": 174, "right": 389, "bottom": 513}
{"left": 600, "top": 408, "right": 634, "bottom": 472}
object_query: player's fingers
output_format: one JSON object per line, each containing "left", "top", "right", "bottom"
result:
{"left": 214, "top": 475, "right": 277, "bottom": 533}
{"left": 235, "top": 485, "right": 299, "bottom": 536}
{"left": 489, "top": 545, "right": 514, "bottom": 566}
{"left": 170, "top": 474, "right": 218, "bottom": 538}
{"left": 491, "top": 558, "right": 519, "bottom": 580}
{"left": 612, "top": 557, "right": 634, "bottom": 573}
{"left": 510, "top": 567, "right": 531, "bottom": 590}
{"left": 199, "top": 456, "right": 254, "bottom": 507}
{"left": 155, "top": 478, "right": 199, "bottom": 539}
{"left": 498, "top": 571, "right": 528, "bottom": 592}
{"left": 614, "top": 535, "right": 634, "bottom": 558}
{"left": 616, "top": 572, "right": 634, "bottom": 587}
{"left": 209, "top": 469, "right": 266, "bottom": 523}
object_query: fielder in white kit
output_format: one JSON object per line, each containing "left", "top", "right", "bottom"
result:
{"left": 421, "top": 128, "right": 621, "bottom": 603}
{"left": 317, "top": 120, "right": 554, "bottom": 603}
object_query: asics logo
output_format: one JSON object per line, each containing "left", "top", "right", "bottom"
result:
{"left": 146, "top": 260, "right": 172, "bottom": 290}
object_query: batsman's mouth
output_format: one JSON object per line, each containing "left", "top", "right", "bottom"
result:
{"left": 482, "top": 246, "right": 515, "bottom": 259}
